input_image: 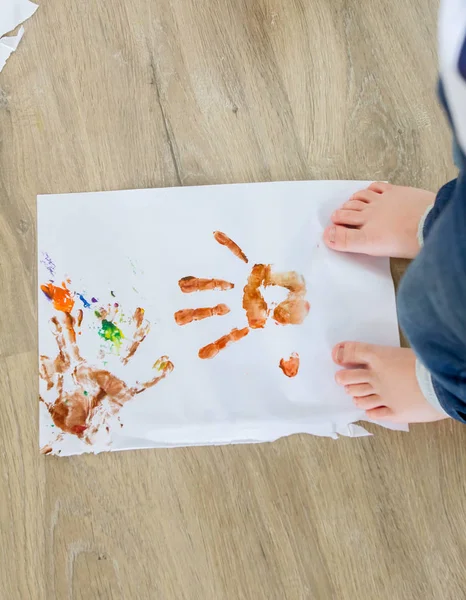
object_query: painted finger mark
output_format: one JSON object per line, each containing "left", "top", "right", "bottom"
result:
{"left": 273, "top": 297, "right": 310, "bottom": 325}
{"left": 136, "top": 356, "right": 175, "bottom": 392}
{"left": 213, "top": 231, "right": 248, "bottom": 263}
{"left": 178, "top": 277, "right": 234, "bottom": 293}
{"left": 122, "top": 307, "right": 150, "bottom": 365}
{"left": 242, "top": 264, "right": 270, "bottom": 329}
{"left": 174, "top": 304, "right": 230, "bottom": 326}
{"left": 279, "top": 353, "right": 300, "bottom": 377}
{"left": 198, "top": 327, "right": 249, "bottom": 359}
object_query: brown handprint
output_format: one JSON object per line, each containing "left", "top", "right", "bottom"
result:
{"left": 39, "top": 307, "right": 173, "bottom": 451}
{"left": 175, "top": 231, "right": 310, "bottom": 375}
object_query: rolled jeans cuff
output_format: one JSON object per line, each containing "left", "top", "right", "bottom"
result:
{"left": 415, "top": 359, "right": 449, "bottom": 417}
{"left": 417, "top": 205, "right": 434, "bottom": 247}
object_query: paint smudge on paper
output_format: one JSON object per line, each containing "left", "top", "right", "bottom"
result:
{"left": 41, "top": 282, "right": 75, "bottom": 313}
{"left": 279, "top": 353, "right": 300, "bottom": 377}
{"left": 40, "top": 252, "right": 56, "bottom": 277}
{"left": 78, "top": 293, "right": 91, "bottom": 309}
{"left": 174, "top": 304, "right": 230, "bottom": 326}
{"left": 98, "top": 319, "right": 124, "bottom": 348}
{"left": 243, "top": 265, "right": 310, "bottom": 328}
{"left": 213, "top": 231, "right": 248, "bottom": 263}
{"left": 92, "top": 303, "right": 149, "bottom": 362}
{"left": 178, "top": 277, "right": 234, "bottom": 293}
{"left": 198, "top": 327, "right": 249, "bottom": 359}
{"left": 128, "top": 257, "right": 144, "bottom": 276}
{"left": 76, "top": 309, "right": 83, "bottom": 328}
{"left": 175, "top": 232, "right": 310, "bottom": 373}
{"left": 39, "top": 309, "right": 173, "bottom": 447}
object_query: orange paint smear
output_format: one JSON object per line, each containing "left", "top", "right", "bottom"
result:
{"left": 178, "top": 277, "right": 234, "bottom": 293}
{"left": 41, "top": 282, "right": 75, "bottom": 313}
{"left": 242, "top": 265, "right": 310, "bottom": 327}
{"left": 198, "top": 327, "right": 249, "bottom": 359}
{"left": 76, "top": 309, "right": 83, "bottom": 328}
{"left": 213, "top": 231, "right": 248, "bottom": 263}
{"left": 174, "top": 304, "right": 230, "bottom": 326}
{"left": 279, "top": 353, "right": 300, "bottom": 377}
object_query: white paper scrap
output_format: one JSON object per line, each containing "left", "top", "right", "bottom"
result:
{"left": 38, "top": 181, "right": 408, "bottom": 457}
{"left": 0, "top": 25, "right": 23, "bottom": 72}
{"left": 0, "top": 0, "right": 38, "bottom": 38}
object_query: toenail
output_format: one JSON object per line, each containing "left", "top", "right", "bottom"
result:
{"left": 329, "top": 226, "right": 336, "bottom": 243}
{"left": 336, "top": 344, "right": 344, "bottom": 363}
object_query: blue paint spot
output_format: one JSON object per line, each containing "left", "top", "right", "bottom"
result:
{"left": 78, "top": 294, "right": 91, "bottom": 309}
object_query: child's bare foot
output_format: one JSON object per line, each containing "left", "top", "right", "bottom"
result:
{"left": 333, "top": 342, "right": 447, "bottom": 423}
{"left": 324, "top": 182, "right": 435, "bottom": 259}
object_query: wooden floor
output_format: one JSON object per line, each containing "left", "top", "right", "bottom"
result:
{"left": 1, "top": 0, "right": 465, "bottom": 598}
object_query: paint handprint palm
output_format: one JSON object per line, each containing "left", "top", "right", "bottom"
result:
{"left": 39, "top": 309, "right": 173, "bottom": 446}
{"left": 175, "top": 232, "right": 310, "bottom": 375}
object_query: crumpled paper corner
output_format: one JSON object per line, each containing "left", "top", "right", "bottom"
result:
{"left": 0, "top": 0, "right": 38, "bottom": 73}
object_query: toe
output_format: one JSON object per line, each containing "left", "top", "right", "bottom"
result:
{"left": 368, "top": 182, "right": 392, "bottom": 194}
{"left": 351, "top": 189, "right": 379, "bottom": 203}
{"left": 346, "top": 383, "right": 374, "bottom": 397}
{"left": 332, "top": 209, "right": 365, "bottom": 227}
{"left": 365, "top": 406, "right": 393, "bottom": 420}
{"left": 342, "top": 200, "right": 367, "bottom": 211}
{"left": 335, "top": 369, "right": 370, "bottom": 385}
{"left": 352, "top": 394, "right": 381, "bottom": 410}
{"left": 323, "top": 225, "right": 367, "bottom": 253}
{"left": 333, "top": 342, "right": 375, "bottom": 366}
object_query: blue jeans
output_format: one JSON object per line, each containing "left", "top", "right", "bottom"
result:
{"left": 397, "top": 166, "right": 466, "bottom": 422}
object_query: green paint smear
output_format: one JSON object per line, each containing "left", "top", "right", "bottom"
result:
{"left": 98, "top": 319, "right": 124, "bottom": 348}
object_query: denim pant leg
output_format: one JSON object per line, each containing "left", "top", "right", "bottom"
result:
{"left": 397, "top": 172, "right": 466, "bottom": 422}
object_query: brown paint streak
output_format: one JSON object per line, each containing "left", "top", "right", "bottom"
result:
{"left": 198, "top": 327, "right": 249, "bottom": 359}
{"left": 76, "top": 309, "right": 83, "bottom": 327}
{"left": 121, "top": 307, "right": 150, "bottom": 365}
{"left": 40, "top": 445, "right": 53, "bottom": 455}
{"left": 174, "top": 304, "right": 230, "bottom": 326}
{"left": 178, "top": 277, "right": 234, "bottom": 293}
{"left": 279, "top": 353, "right": 300, "bottom": 377}
{"left": 213, "top": 231, "right": 248, "bottom": 263}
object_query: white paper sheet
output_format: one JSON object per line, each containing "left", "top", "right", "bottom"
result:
{"left": 38, "top": 181, "right": 406, "bottom": 457}
{"left": 0, "top": 25, "right": 23, "bottom": 72}
{"left": 0, "top": 0, "right": 37, "bottom": 38}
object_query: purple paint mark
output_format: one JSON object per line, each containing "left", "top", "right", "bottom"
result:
{"left": 40, "top": 252, "right": 56, "bottom": 277}
{"left": 91, "top": 297, "right": 98, "bottom": 303}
